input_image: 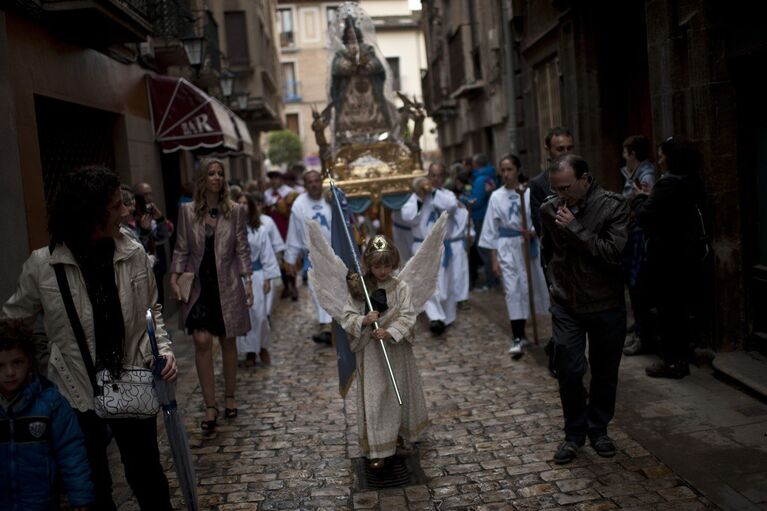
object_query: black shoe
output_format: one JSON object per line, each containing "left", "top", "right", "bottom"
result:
{"left": 312, "top": 331, "right": 332, "bottom": 345}
{"left": 553, "top": 440, "right": 581, "bottom": 465}
{"left": 590, "top": 435, "right": 616, "bottom": 458}
{"left": 429, "top": 320, "right": 446, "bottom": 335}
{"left": 645, "top": 360, "right": 690, "bottom": 379}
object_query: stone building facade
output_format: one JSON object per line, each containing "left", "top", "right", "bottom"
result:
{"left": 421, "top": 0, "right": 767, "bottom": 351}
{"left": 0, "top": 0, "right": 283, "bottom": 302}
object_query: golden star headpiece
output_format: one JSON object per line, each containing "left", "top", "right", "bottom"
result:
{"left": 366, "top": 235, "right": 393, "bottom": 255}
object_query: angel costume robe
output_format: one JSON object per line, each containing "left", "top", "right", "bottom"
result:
{"left": 237, "top": 224, "right": 281, "bottom": 354}
{"left": 340, "top": 276, "right": 429, "bottom": 459}
{"left": 401, "top": 188, "right": 459, "bottom": 324}
{"left": 260, "top": 213, "right": 285, "bottom": 314}
{"left": 285, "top": 193, "right": 333, "bottom": 324}
{"left": 479, "top": 186, "right": 549, "bottom": 320}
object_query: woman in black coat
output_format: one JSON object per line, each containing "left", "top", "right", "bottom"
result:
{"left": 633, "top": 137, "right": 706, "bottom": 379}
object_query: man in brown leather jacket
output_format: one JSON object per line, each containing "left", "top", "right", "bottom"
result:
{"left": 539, "top": 154, "right": 630, "bottom": 465}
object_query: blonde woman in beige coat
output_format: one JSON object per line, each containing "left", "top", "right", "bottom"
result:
{"left": 170, "top": 158, "right": 252, "bottom": 435}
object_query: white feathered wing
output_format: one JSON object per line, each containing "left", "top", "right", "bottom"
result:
{"left": 306, "top": 219, "right": 351, "bottom": 321}
{"left": 399, "top": 212, "right": 448, "bottom": 311}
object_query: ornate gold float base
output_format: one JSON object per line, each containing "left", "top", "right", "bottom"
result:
{"left": 325, "top": 141, "right": 424, "bottom": 201}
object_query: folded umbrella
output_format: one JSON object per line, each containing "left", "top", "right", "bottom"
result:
{"left": 146, "top": 309, "right": 199, "bottom": 511}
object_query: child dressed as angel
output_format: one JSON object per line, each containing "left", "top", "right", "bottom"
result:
{"left": 307, "top": 214, "right": 448, "bottom": 470}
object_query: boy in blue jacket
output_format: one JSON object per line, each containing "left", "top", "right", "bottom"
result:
{"left": 0, "top": 320, "right": 94, "bottom": 510}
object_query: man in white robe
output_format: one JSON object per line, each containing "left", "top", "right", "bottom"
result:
{"left": 285, "top": 170, "right": 334, "bottom": 343}
{"left": 400, "top": 162, "right": 459, "bottom": 334}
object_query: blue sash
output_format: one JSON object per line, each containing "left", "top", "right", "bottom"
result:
{"left": 251, "top": 259, "right": 263, "bottom": 271}
{"left": 498, "top": 227, "right": 539, "bottom": 258}
{"left": 414, "top": 235, "right": 467, "bottom": 267}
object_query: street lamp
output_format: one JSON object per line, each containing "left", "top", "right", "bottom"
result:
{"left": 220, "top": 70, "right": 235, "bottom": 99}
{"left": 181, "top": 35, "right": 205, "bottom": 76}
{"left": 236, "top": 90, "right": 250, "bottom": 111}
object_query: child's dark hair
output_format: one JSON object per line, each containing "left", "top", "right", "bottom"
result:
{"left": 0, "top": 319, "right": 36, "bottom": 361}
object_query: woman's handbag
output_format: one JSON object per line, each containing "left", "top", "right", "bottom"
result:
{"left": 53, "top": 262, "right": 160, "bottom": 419}
{"left": 177, "top": 271, "right": 195, "bottom": 303}
{"left": 94, "top": 367, "right": 160, "bottom": 419}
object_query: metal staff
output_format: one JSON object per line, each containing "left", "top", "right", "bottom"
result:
{"left": 325, "top": 175, "right": 403, "bottom": 406}
{"left": 517, "top": 184, "right": 539, "bottom": 345}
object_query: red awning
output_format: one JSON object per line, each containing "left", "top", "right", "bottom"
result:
{"left": 147, "top": 75, "right": 253, "bottom": 156}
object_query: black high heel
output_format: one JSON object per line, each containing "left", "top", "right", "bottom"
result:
{"left": 201, "top": 406, "right": 218, "bottom": 435}
{"left": 224, "top": 394, "right": 238, "bottom": 419}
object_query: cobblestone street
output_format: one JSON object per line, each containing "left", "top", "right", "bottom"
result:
{"left": 108, "top": 282, "right": 766, "bottom": 510}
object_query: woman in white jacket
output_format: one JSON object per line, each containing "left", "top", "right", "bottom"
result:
{"left": 2, "top": 166, "right": 176, "bottom": 511}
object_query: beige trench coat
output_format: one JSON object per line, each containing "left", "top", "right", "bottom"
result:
{"left": 171, "top": 202, "right": 252, "bottom": 337}
{"left": 1, "top": 234, "right": 173, "bottom": 412}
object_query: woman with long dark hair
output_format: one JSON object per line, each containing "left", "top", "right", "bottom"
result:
{"left": 170, "top": 158, "right": 252, "bottom": 434}
{"left": 2, "top": 166, "right": 176, "bottom": 510}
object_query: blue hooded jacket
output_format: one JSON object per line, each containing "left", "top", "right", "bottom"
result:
{"left": 465, "top": 164, "right": 498, "bottom": 223}
{"left": 0, "top": 374, "right": 94, "bottom": 510}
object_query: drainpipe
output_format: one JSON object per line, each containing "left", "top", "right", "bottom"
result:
{"left": 499, "top": 0, "right": 518, "bottom": 154}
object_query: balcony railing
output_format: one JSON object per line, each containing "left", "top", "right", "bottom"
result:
{"left": 39, "top": 0, "right": 153, "bottom": 42}
{"left": 149, "top": 0, "right": 194, "bottom": 39}
{"left": 283, "top": 80, "right": 301, "bottom": 102}
{"left": 279, "top": 31, "right": 295, "bottom": 49}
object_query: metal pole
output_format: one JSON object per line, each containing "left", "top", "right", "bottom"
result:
{"left": 326, "top": 177, "right": 403, "bottom": 406}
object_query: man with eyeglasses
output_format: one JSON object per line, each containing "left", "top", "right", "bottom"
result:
{"left": 539, "top": 154, "right": 629, "bottom": 465}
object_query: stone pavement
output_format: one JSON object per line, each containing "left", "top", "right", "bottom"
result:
{"left": 102, "top": 281, "right": 767, "bottom": 510}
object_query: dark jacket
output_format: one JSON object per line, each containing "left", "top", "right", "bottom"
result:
{"left": 540, "top": 181, "right": 630, "bottom": 313}
{"left": 529, "top": 169, "right": 552, "bottom": 234}
{"left": 634, "top": 172, "right": 706, "bottom": 273}
{"left": 0, "top": 374, "right": 94, "bottom": 510}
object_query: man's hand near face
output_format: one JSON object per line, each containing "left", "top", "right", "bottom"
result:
{"left": 555, "top": 206, "right": 576, "bottom": 228}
